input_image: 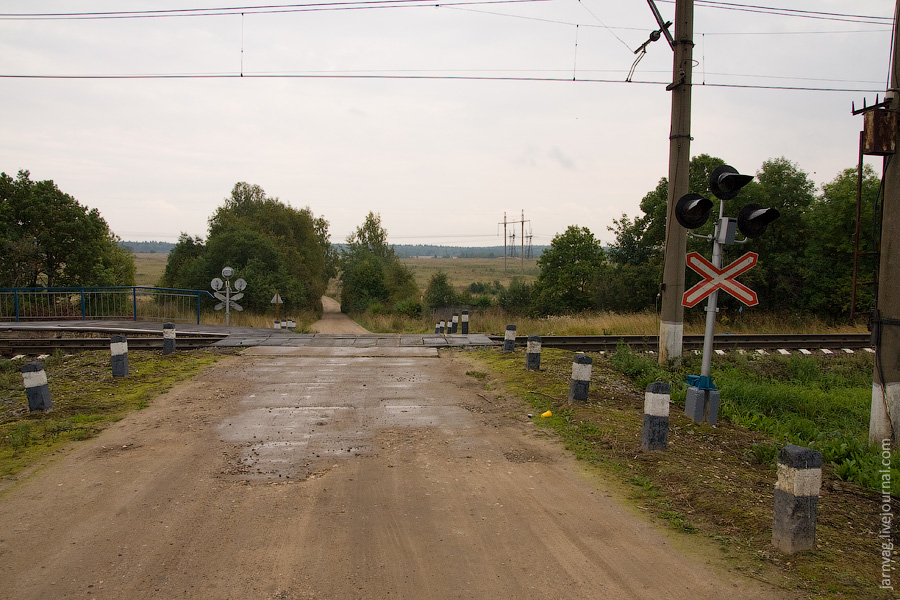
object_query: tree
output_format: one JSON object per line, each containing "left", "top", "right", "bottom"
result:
{"left": 339, "top": 212, "right": 420, "bottom": 314}
{"left": 0, "top": 170, "right": 134, "bottom": 288}
{"left": 801, "top": 165, "right": 880, "bottom": 318}
{"left": 531, "top": 226, "right": 606, "bottom": 315}
{"left": 161, "top": 182, "right": 329, "bottom": 313}
{"left": 728, "top": 157, "right": 816, "bottom": 312}
{"left": 424, "top": 271, "right": 456, "bottom": 310}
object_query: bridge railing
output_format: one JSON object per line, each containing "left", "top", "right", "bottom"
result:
{"left": 0, "top": 287, "right": 216, "bottom": 324}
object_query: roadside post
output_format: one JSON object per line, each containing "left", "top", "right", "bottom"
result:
{"left": 21, "top": 361, "right": 51, "bottom": 412}
{"left": 503, "top": 324, "right": 516, "bottom": 352}
{"left": 773, "top": 445, "right": 822, "bottom": 553}
{"left": 568, "top": 353, "right": 592, "bottom": 402}
{"left": 163, "top": 323, "right": 176, "bottom": 354}
{"left": 641, "top": 381, "right": 670, "bottom": 451}
{"left": 525, "top": 335, "right": 542, "bottom": 371}
{"left": 461, "top": 310, "right": 469, "bottom": 334}
{"left": 111, "top": 335, "right": 129, "bottom": 378}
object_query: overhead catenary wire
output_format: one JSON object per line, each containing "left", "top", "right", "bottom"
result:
{"left": 0, "top": 0, "right": 553, "bottom": 20}
{"left": 0, "top": 71, "right": 881, "bottom": 92}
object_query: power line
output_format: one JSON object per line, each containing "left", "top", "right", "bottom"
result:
{"left": 0, "top": 0, "right": 552, "bottom": 20}
{"left": 658, "top": 0, "right": 892, "bottom": 26}
{"left": 0, "top": 71, "right": 881, "bottom": 92}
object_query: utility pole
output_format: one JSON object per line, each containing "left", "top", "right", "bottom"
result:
{"left": 499, "top": 211, "right": 530, "bottom": 273}
{"left": 870, "top": 0, "right": 900, "bottom": 446}
{"left": 658, "top": 0, "right": 695, "bottom": 363}
{"left": 501, "top": 212, "right": 508, "bottom": 272}
{"left": 521, "top": 209, "right": 525, "bottom": 273}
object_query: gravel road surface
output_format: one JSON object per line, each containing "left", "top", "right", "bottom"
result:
{"left": 0, "top": 300, "right": 788, "bottom": 599}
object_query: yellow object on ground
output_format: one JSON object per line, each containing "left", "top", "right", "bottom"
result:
{"left": 541, "top": 410, "right": 552, "bottom": 418}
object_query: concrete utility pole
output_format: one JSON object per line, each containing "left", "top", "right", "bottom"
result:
{"left": 870, "top": 0, "right": 900, "bottom": 446}
{"left": 658, "top": 0, "right": 695, "bottom": 363}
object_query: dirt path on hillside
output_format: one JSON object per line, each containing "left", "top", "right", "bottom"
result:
{"left": 0, "top": 331, "right": 791, "bottom": 599}
{"left": 309, "top": 296, "right": 371, "bottom": 334}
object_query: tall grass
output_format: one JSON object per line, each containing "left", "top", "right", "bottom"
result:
{"left": 356, "top": 306, "right": 867, "bottom": 336}
{"left": 609, "top": 346, "right": 898, "bottom": 494}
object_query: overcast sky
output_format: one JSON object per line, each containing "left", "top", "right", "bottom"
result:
{"left": 0, "top": 0, "right": 893, "bottom": 247}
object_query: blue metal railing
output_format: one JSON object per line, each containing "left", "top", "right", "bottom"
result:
{"left": 0, "top": 287, "right": 216, "bottom": 324}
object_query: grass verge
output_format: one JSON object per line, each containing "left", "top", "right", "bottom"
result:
{"left": 456, "top": 346, "right": 897, "bottom": 600}
{"left": 0, "top": 348, "right": 230, "bottom": 482}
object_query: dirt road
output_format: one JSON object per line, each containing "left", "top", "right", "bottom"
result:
{"left": 0, "top": 300, "right": 788, "bottom": 599}
{"left": 309, "top": 296, "right": 371, "bottom": 334}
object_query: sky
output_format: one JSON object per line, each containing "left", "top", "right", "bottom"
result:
{"left": 0, "top": 0, "right": 893, "bottom": 247}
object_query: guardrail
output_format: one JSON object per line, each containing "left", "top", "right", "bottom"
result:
{"left": 0, "top": 287, "right": 216, "bottom": 324}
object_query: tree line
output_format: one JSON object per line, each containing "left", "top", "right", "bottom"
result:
{"left": 478, "top": 155, "right": 879, "bottom": 323}
{"left": 2, "top": 156, "right": 878, "bottom": 324}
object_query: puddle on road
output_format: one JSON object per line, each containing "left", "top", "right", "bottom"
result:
{"left": 218, "top": 358, "right": 476, "bottom": 482}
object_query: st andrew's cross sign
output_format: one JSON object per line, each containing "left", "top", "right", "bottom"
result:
{"left": 682, "top": 251, "right": 759, "bottom": 308}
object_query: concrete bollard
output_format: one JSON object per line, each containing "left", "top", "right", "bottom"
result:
{"left": 641, "top": 382, "right": 670, "bottom": 451}
{"left": 434, "top": 322, "right": 441, "bottom": 334}
{"left": 274, "top": 320, "right": 281, "bottom": 330}
{"left": 287, "top": 319, "right": 296, "bottom": 329}
{"left": 503, "top": 324, "right": 517, "bottom": 352}
{"left": 526, "top": 335, "right": 542, "bottom": 371}
{"left": 773, "top": 445, "right": 822, "bottom": 554}
{"left": 281, "top": 319, "right": 287, "bottom": 329}
{"left": 568, "top": 353, "right": 592, "bottom": 402}
{"left": 461, "top": 310, "right": 469, "bottom": 334}
{"left": 21, "top": 361, "right": 52, "bottom": 412}
{"left": 685, "top": 385, "right": 720, "bottom": 426}
{"left": 111, "top": 335, "right": 129, "bottom": 378}
{"left": 163, "top": 322, "right": 176, "bottom": 354}
{"left": 450, "top": 313, "right": 458, "bottom": 334}
{"left": 439, "top": 320, "right": 446, "bottom": 334}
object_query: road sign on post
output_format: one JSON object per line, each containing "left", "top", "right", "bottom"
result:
{"left": 682, "top": 251, "right": 758, "bottom": 308}
{"left": 212, "top": 267, "right": 244, "bottom": 326}
{"left": 271, "top": 292, "right": 283, "bottom": 324}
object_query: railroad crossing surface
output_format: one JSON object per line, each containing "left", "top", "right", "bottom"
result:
{"left": 0, "top": 319, "right": 498, "bottom": 352}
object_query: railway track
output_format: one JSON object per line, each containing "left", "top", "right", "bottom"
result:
{"left": 0, "top": 334, "right": 227, "bottom": 355}
{"left": 488, "top": 333, "right": 873, "bottom": 353}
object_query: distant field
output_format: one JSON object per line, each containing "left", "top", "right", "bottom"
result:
{"left": 133, "top": 253, "right": 168, "bottom": 286}
{"left": 400, "top": 257, "right": 539, "bottom": 292}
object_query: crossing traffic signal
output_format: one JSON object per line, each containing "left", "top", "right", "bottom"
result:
{"left": 737, "top": 203, "right": 780, "bottom": 238}
{"left": 709, "top": 165, "right": 754, "bottom": 200}
{"left": 675, "top": 193, "right": 713, "bottom": 229}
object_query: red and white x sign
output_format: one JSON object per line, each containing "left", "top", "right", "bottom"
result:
{"left": 682, "top": 251, "right": 759, "bottom": 308}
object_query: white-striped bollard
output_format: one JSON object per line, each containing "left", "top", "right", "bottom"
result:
{"left": 503, "top": 324, "right": 516, "bottom": 352}
{"left": 281, "top": 319, "right": 287, "bottom": 329}
{"left": 526, "top": 335, "right": 542, "bottom": 371}
{"left": 274, "top": 320, "right": 282, "bottom": 329}
{"left": 287, "top": 319, "right": 296, "bottom": 329}
{"left": 451, "top": 313, "right": 459, "bottom": 334}
{"left": 434, "top": 322, "right": 441, "bottom": 334}
{"left": 461, "top": 310, "right": 469, "bottom": 334}
{"left": 568, "top": 353, "right": 592, "bottom": 402}
{"left": 111, "top": 335, "right": 129, "bottom": 378}
{"left": 773, "top": 445, "right": 822, "bottom": 554}
{"left": 641, "top": 382, "right": 670, "bottom": 451}
{"left": 21, "top": 361, "right": 52, "bottom": 412}
{"left": 163, "top": 322, "right": 176, "bottom": 354}
{"left": 439, "top": 320, "right": 446, "bottom": 334}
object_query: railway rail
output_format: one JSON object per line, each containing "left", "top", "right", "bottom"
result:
{"left": 488, "top": 333, "right": 873, "bottom": 353}
{"left": 0, "top": 332, "right": 873, "bottom": 357}
{"left": 0, "top": 334, "right": 227, "bottom": 355}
